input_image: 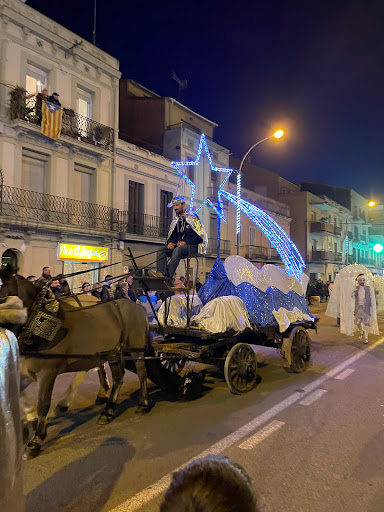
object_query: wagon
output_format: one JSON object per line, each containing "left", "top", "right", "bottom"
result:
{"left": 135, "top": 267, "right": 317, "bottom": 395}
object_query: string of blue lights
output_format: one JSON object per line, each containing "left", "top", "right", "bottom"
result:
{"left": 172, "top": 133, "right": 306, "bottom": 279}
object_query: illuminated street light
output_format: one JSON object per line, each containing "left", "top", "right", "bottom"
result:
{"left": 373, "top": 243, "right": 383, "bottom": 253}
{"left": 368, "top": 200, "right": 376, "bottom": 208}
{"left": 236, "top": 130, "right": 285, "bottom": 255}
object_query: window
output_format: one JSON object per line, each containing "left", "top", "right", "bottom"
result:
{"left": 249, "top": 226, "right": 257, "bottom": 246}
{"left": 76, "top": 87, "right": 93, "bottom": 138}
{"left": 76, "top": 87, "right": 93, "bottom": 119}
{"left": 211, "top": 151, "right": 218, "bottom": 161}
{"left": 21, "top": 149, "right": 48, "bottom": 193}
{"left": 160, "top": 190, "right": 173, "bottom": 237}
{"left": 184, "top": 163, "right": 194, "bottom": 182}
{"left": 26, "top": 63, "right": 47, "bottom": 95}
{"left": 311, "top": 211, "right": 317, "bottom": 221}
{"left": 128, "top": 181, "right": 144, "bottom": 234}
{"left": 74, "top": 163, "right": 94, "bottom": 203}
{"left": 187, "top": 138, "right": 194, "bottom": 149}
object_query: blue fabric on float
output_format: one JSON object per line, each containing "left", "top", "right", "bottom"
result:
{"left": 198, "top": 259, "right": 236, "bottom": 305}
{"left": 198, "top": 259, "right": 311, "bottom": 326}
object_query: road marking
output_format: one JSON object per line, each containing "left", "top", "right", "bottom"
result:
{"left": 334, "top": 368, "right": 355, "bottom": 380}
{"left": 299, "top": 389, "right": 328, "bottom": 406}
{"left": 110, "top": 335, "right": 384, "bottom": 512}
{"left": 238, "top": 420, "right": 285, "bottom": 450}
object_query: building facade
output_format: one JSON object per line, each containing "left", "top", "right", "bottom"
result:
{"left": 0, "top": 0, "right": 120, "bottom": 289}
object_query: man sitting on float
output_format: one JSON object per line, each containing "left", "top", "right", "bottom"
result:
{"left": 151, "top": 196, "right": 207, "bottom": 283}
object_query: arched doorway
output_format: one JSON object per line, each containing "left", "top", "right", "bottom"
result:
{"left": 1, "top": 249, "right": 19, "bottom": 268}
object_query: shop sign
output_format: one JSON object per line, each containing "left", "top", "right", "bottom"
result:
{"left": 58, "top": 243, "right": 108, "bottom": 263}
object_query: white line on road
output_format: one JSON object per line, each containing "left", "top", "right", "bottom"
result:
{"left": 334, "top": 368, "right": 355, "bottom": 380}
{"left": 110, "top": 336, "right": 384, "bottom": 512}
{"left": 238, "top": 420, "right": 285, "bottom": 450}
{"left": 299, "top": 389, "right": 328, "bottom": 406}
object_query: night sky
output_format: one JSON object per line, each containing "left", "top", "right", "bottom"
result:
{"left": 28, "top": 0, "right": 384, "bottom": 200}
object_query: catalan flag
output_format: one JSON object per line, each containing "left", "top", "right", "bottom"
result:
{"left": 41, "top": 100, "right": 62, "bottom": 140}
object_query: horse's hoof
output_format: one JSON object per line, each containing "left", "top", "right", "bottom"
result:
{"left": 98, "top": 412, "right": 114, "bottom": 425}
{"left": 95, "top": 395, "right": 108, "bottom": 404}
{"left": 136, "top": 399, "right": 154, "bottom": 414}
{"left": 25, "top": 442, "right": 41, "bottom": 459}
{"left": 55, "top": 403, "right": 69, "bottom": 414}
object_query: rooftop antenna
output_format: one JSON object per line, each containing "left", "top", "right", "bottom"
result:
{"left": 172, "top": 71, "right": 187, "bottom": 102}
{"left": 92, "top": 0, "right": 97, "bottom": 45}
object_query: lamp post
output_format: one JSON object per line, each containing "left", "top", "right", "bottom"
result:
{"left": 344, "top": 200, "right": 376, "bottom": 265}
{"left": 236, "top": 129, "right": 284, "bottom": 255}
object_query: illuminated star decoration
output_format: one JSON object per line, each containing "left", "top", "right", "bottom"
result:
{"left": 221, "top": 190, "right": 306, "bottom": 280}
{"left": 171, "top": 133, "right": 233, "bottom": 221}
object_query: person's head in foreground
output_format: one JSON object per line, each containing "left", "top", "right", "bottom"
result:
{"left": 159, "top": 454, "right": 260, "bottom": 512}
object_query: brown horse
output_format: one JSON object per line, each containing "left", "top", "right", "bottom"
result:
{"left": 0, "top": 264, "right": 151, "bottom": 458}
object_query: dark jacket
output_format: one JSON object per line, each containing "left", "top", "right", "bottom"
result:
{"left": 115, "top": 285, "right": 136, "bottom": 302}
{"left": 100, "top": 284, "right": 114, "bottom": 301}
{"left": 48, "top": 95, "right": 61, "bottom": 107}
{"left": 167, "top": 216, "right": 203, "bottom": 247}
{"left": 91, "top": 290, "right": 101, "bottom": 299}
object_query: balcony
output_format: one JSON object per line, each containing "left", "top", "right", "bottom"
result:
{"left": 311, "top": 250, "right": 342, "bottom": 262}
{"left": 334, "top": 225, "right": 342, "bottom": 236}
{"left": 119, "top": 211, "right": 168, "bottom": 239}
{"left": 206, "top": 238, "right": 231, "bottom": 256}
{"left": 9, "top": 89, "right": 114, "bottom": 152}
{"left": 310, "top": 221, "right": 334, "bottom": 234}
{"left": 246, "top": 245, "right": 267, "bottom": 260}
{"left": 0, "top": 185, "right": 119, "bottom": 232}
{"left": 246, "top": 245, "right": 282, "bottom": 262}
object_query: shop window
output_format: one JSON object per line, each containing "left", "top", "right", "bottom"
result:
{"left": 2, "top": 249, "right": 18, "bottom": 268}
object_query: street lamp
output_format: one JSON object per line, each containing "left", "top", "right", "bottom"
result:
{"left": 236, "top": 130, "right": 285, "bottom": 255}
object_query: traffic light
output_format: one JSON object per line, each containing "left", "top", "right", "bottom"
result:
{"left": 373, "top": 243, "right": 384, "bottom": 253}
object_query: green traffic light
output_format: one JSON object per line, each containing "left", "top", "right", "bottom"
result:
{"left": 373, "top": 243, "right": 384, "bottom": 253}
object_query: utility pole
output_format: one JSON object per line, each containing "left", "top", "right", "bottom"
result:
{"left": 92, "top": 0, "right": 97, "bottom": 45}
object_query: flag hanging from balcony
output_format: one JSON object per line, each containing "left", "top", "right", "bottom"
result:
{"left": 41, "top": 100, "right": 62, "bottom": 140}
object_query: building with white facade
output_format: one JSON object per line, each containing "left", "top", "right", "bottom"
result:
{"left": 0, "top": 0, "right": 120, "bottom": 289}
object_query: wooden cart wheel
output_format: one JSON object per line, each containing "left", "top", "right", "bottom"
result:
{"left": 159, "top": 353, "right": 186, "bottom": 373}
{"left": 290, "top": 328, "right": 311, "bottom": 373}
{"left": 224, "top": 343, "right": 257, "bottom": 394}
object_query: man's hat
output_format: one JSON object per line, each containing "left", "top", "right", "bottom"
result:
{"left": 52, "top": 92, "right": 59, "bottom": 96}
{"left": 168, "top": 196, "right": 186, "bottom": 207}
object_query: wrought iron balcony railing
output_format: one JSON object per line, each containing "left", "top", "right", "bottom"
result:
{"left": 310, "top": 221, "right": 334, "bottom": 234}
{"left": 311, "top": 250, "right": 342, "bottom": 262}
{"left": 246, "top": 245, "right": 267, "bottom": 259}
{"left": 206, "top": 238, "right": 231, "bottom": 256}
{"left": 0, "top": 185, "right": 119, "bottom": 231}
{"left": 119, "top": 211, "right": 169, "bottom": 238}
{"left": 9, "top": 89, "right": 114, "bottom": 152}
{"left": 334, "top": 225, "right": 342, "bottom": 236}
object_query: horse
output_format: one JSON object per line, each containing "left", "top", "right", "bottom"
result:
{"left": 0, "top": 264, "right": 151, "bottom": 458}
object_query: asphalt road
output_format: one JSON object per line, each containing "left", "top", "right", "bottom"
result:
{"left": 24, "top": 304, "right": 384, "bottom": 512}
